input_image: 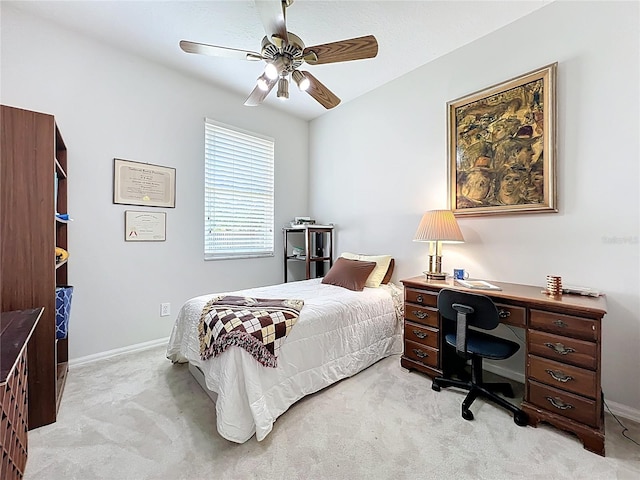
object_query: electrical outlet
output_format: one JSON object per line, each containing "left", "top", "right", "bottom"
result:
{"left": 160, "top": 303, "right": 171, "bottom": 317}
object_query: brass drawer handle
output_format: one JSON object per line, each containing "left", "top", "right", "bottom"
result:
{"left": 412, "top": 330, "right": 428, "bottom": 339}
{"left": 553, "top": 319, "right": 569, "bottom": 328}
{"left": 545, "top": 369, "right": 574, "bottom": 383}
{"left": 544, "top": 342, "right": 576, "bottom": 355}
{"left": 416, "top": 294, "right": 424, "bottom": 304}
{"left": 498, "top": 309, "right": 511, "bottom": 319}
{"left": 412, "top": 310, "right": 429, "bottom": 320}
{"left": 546, "top": 396, "right": 574, "bottom": 410}
{"left": 412, "top": 348, "right": 428, "bottom": 359}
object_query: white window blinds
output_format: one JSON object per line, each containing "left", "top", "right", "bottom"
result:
{"left": 204, "top": 119, "right": 275, "bottom": 260}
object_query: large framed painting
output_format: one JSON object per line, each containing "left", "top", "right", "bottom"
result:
{"left": 448, "top": 63, "right": 557, "bottom": 216}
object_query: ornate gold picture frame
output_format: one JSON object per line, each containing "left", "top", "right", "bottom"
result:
{"left": 448, "top": 63, "right": 557, "bottom": 216}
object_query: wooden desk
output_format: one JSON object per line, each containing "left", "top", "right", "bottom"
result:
{"left": 400, "top": 276, "right": 608, "bottom": 456}
{"left": 1, "top": 308, "right": 43, "bottom": 479}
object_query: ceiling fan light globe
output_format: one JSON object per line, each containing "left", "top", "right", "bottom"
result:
{"left": 264, "top": 62, "right": 279, "bottom": 80}
{"left": 277, "top": 77, "right": 289, "bottom": 100}
{"left": 292, "top": 70, "right": 310, "bottom": 91}
{"left": 256, "top": 75, "right": 270, "bottom": 91}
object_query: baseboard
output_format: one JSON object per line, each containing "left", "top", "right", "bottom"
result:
{"left": 69, "top": 337, "right": 169, "bottom": 367}
{"left": 483, "top": 364, "right": 640, "bottom": 423}
{"left": 483, "top": 363, "right": 525, "bottom": 384}
{"left": 603, "top": 398, "right": 640, "bottom": 424}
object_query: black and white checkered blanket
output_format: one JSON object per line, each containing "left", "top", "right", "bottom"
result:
{"left": 198, "top": 295, "right": 304, "bottom": 367}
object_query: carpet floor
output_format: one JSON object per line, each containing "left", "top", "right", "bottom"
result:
{"left": 24, "top": 345, "right": 640, "bottom": 479}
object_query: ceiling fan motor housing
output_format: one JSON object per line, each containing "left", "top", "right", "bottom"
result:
{"left": 262, "top": 32, "right": 304, "bottom": 76}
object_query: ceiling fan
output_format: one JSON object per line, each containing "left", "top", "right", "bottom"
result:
{"left": 179, "top": 0, "right": 378, "bottom": 109}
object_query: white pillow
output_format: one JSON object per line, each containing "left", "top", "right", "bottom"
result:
{"left": 340, "top": 252, "right": 392, "bottom": 288}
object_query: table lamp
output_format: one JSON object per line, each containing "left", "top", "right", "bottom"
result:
{"left": 413, "top": 210, "right": 464, "bottom": 280}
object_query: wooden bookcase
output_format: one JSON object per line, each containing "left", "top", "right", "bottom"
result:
{"left": 0, "top": 105, "right": 70, "bottom": 429}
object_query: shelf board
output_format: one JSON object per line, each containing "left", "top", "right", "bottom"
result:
{"left": 286, "top": 256, "right": 331, "bottom": 262}
{"left": 55, "top": 158, "right": 67, "bottom": 179}
{"left": 55, "top": 258, "right": 68, "bottom": 270}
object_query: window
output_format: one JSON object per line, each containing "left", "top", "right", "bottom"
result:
{"left": 204, "top": 119, "right": 274, "bottom": 260}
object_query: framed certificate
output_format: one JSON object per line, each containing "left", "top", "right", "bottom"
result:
{"left": 124, "top": 211, "right": 166, "bottom": 242}
{"left": 113, "top": 158, "right": 176, "bottom": 208}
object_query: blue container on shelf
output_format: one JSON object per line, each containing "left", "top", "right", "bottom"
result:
{"left": 55, "top": 285, "right": 73, "bottom": 339}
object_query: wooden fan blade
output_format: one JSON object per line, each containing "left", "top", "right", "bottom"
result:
{"left": 180, "top": 40, "right": 262, "bottom": 61}
{"left": 254, "top": 0, "right": 289, "bottom": 46}
{"left": 303, "top": 35, "right": 378, "bottom": 65}
{"left": 244, "top": 80, "right": 278, "bottom": 106}
{"left": 303, "top": 72, "right": 341, "bottom": 109}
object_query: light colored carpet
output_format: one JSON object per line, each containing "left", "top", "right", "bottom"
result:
{"left": 24, "top": 345, "right": 640, "bottom": 479}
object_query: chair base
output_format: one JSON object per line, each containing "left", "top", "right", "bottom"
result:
{"left": 432, "top": 375, "right": 528, "bottom": 427}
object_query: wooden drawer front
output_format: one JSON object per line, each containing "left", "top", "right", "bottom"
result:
{"left": 495, "top": 303, "right": 526, "bottom": 328}
{"left": 528, "top": 380, "right": 598, "bottom": 427}
{"left": 528, "top": 355, "right": 597, "bottom": 399}
{"left": 530, "top": 309, "right": 598, "bottom": 341}
{"left": 404, "top": 340, "right": 439, "bottom": 368}
{"left": 528, "top": 330, "right": 597, "bottom": 370}
{"left": 405, "top": 304, "right": 438, "bottom": 327}
{"left": 405, "top": 288, "right": 437, "bottom": 307}
{"left": 404, "top": 321, "right": 438, "bottom": 349}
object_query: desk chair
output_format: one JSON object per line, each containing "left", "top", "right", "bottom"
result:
{"left": 432, "top": 288, "right": 528, "bottom": 426}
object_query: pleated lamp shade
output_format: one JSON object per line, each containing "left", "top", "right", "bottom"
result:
{"left": 413, "top": 210, "right": 464, "bottom": 243}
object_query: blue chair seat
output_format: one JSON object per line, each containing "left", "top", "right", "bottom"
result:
{"left": 445, "top": 330, "right": 520, "bottom": 360}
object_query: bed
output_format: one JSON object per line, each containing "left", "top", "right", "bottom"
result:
{"left": 166, "top": 256, "right": 403, "bottom": 443}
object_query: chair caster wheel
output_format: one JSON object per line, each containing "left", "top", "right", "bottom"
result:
{"left": 514, "top": 410, "right": 528, "bottom": 426}
{"left": 462, "top": 409, "right": 474, "bottom": 421}
{"left": 432, "top": 383, "right": 441, "bottom": 392}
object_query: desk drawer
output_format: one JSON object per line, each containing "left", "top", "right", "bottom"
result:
{"left": 528, "top": 330, "right": 597, "bottom": 370}
{"left": 404, "top": 340, "right": 439, "bottom": 368}
{"left": 404, "top": 321, "right": 438, "bottom": 348}
{"left": 530, "top": 310, "right": 598, "bottom": 341}
{"left": 405, "top": 288, "right": 438, "bottom": 307}
{"left": 528, "top": 380, "right": 598, "bottom": 428}
{"left": 405, "top": 304, "right": 438, "bottom": 327}
{"left": 528, "top": 355, "right": 597, "bottom": 399}
{"left": 495, "top": 303, "right": 526, "bottom": 328}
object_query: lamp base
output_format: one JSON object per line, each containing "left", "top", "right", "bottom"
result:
{"left": 424, "top": 271, "right": 447, "bottom": 281}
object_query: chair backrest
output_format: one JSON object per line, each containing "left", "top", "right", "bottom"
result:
{"left": 437, "top": 288, "right": 500, "bottom": 356}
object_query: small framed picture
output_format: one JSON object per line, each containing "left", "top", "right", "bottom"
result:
{"left": 125, "top": 211, "right": 166, "bottom": 242}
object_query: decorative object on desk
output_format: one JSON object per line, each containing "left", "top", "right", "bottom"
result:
{"left": 455, "top": 279, "right": 502, "bottom": 291}
{"left": 55, "top": 285, "right": 74, "bottom": 339}
{"left": 545, "top": 275, "right": 562, "bottom": 296}
{"left": 453, "top": 268, "right": 469, "bottom": 280}
{"left": 413, "top": 210, "right": 464, "bottom": 280}
{"left": 113, "top": 158, "right": 176, "bottom": 208}
{"left": 448, "top": 63, "right": 557, "bottom": 217}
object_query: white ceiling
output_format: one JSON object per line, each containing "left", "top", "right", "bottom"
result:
{"left": 7, "top": 0, "right": 553, "bottom": 120}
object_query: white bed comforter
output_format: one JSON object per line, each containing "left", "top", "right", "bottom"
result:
{"left": 166, "top": 278, "right": 403, "bottom": 443}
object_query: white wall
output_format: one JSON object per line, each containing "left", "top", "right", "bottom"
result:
{"left": 309, "top": 1, "right": 640, "bottom": 413}
{"left": 1, "top": 6, "right": 309, "bottom": 359}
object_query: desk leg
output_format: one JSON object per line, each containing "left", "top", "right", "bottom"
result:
{"left": 522, "top": 402, "right": 605, "bottom": 456}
